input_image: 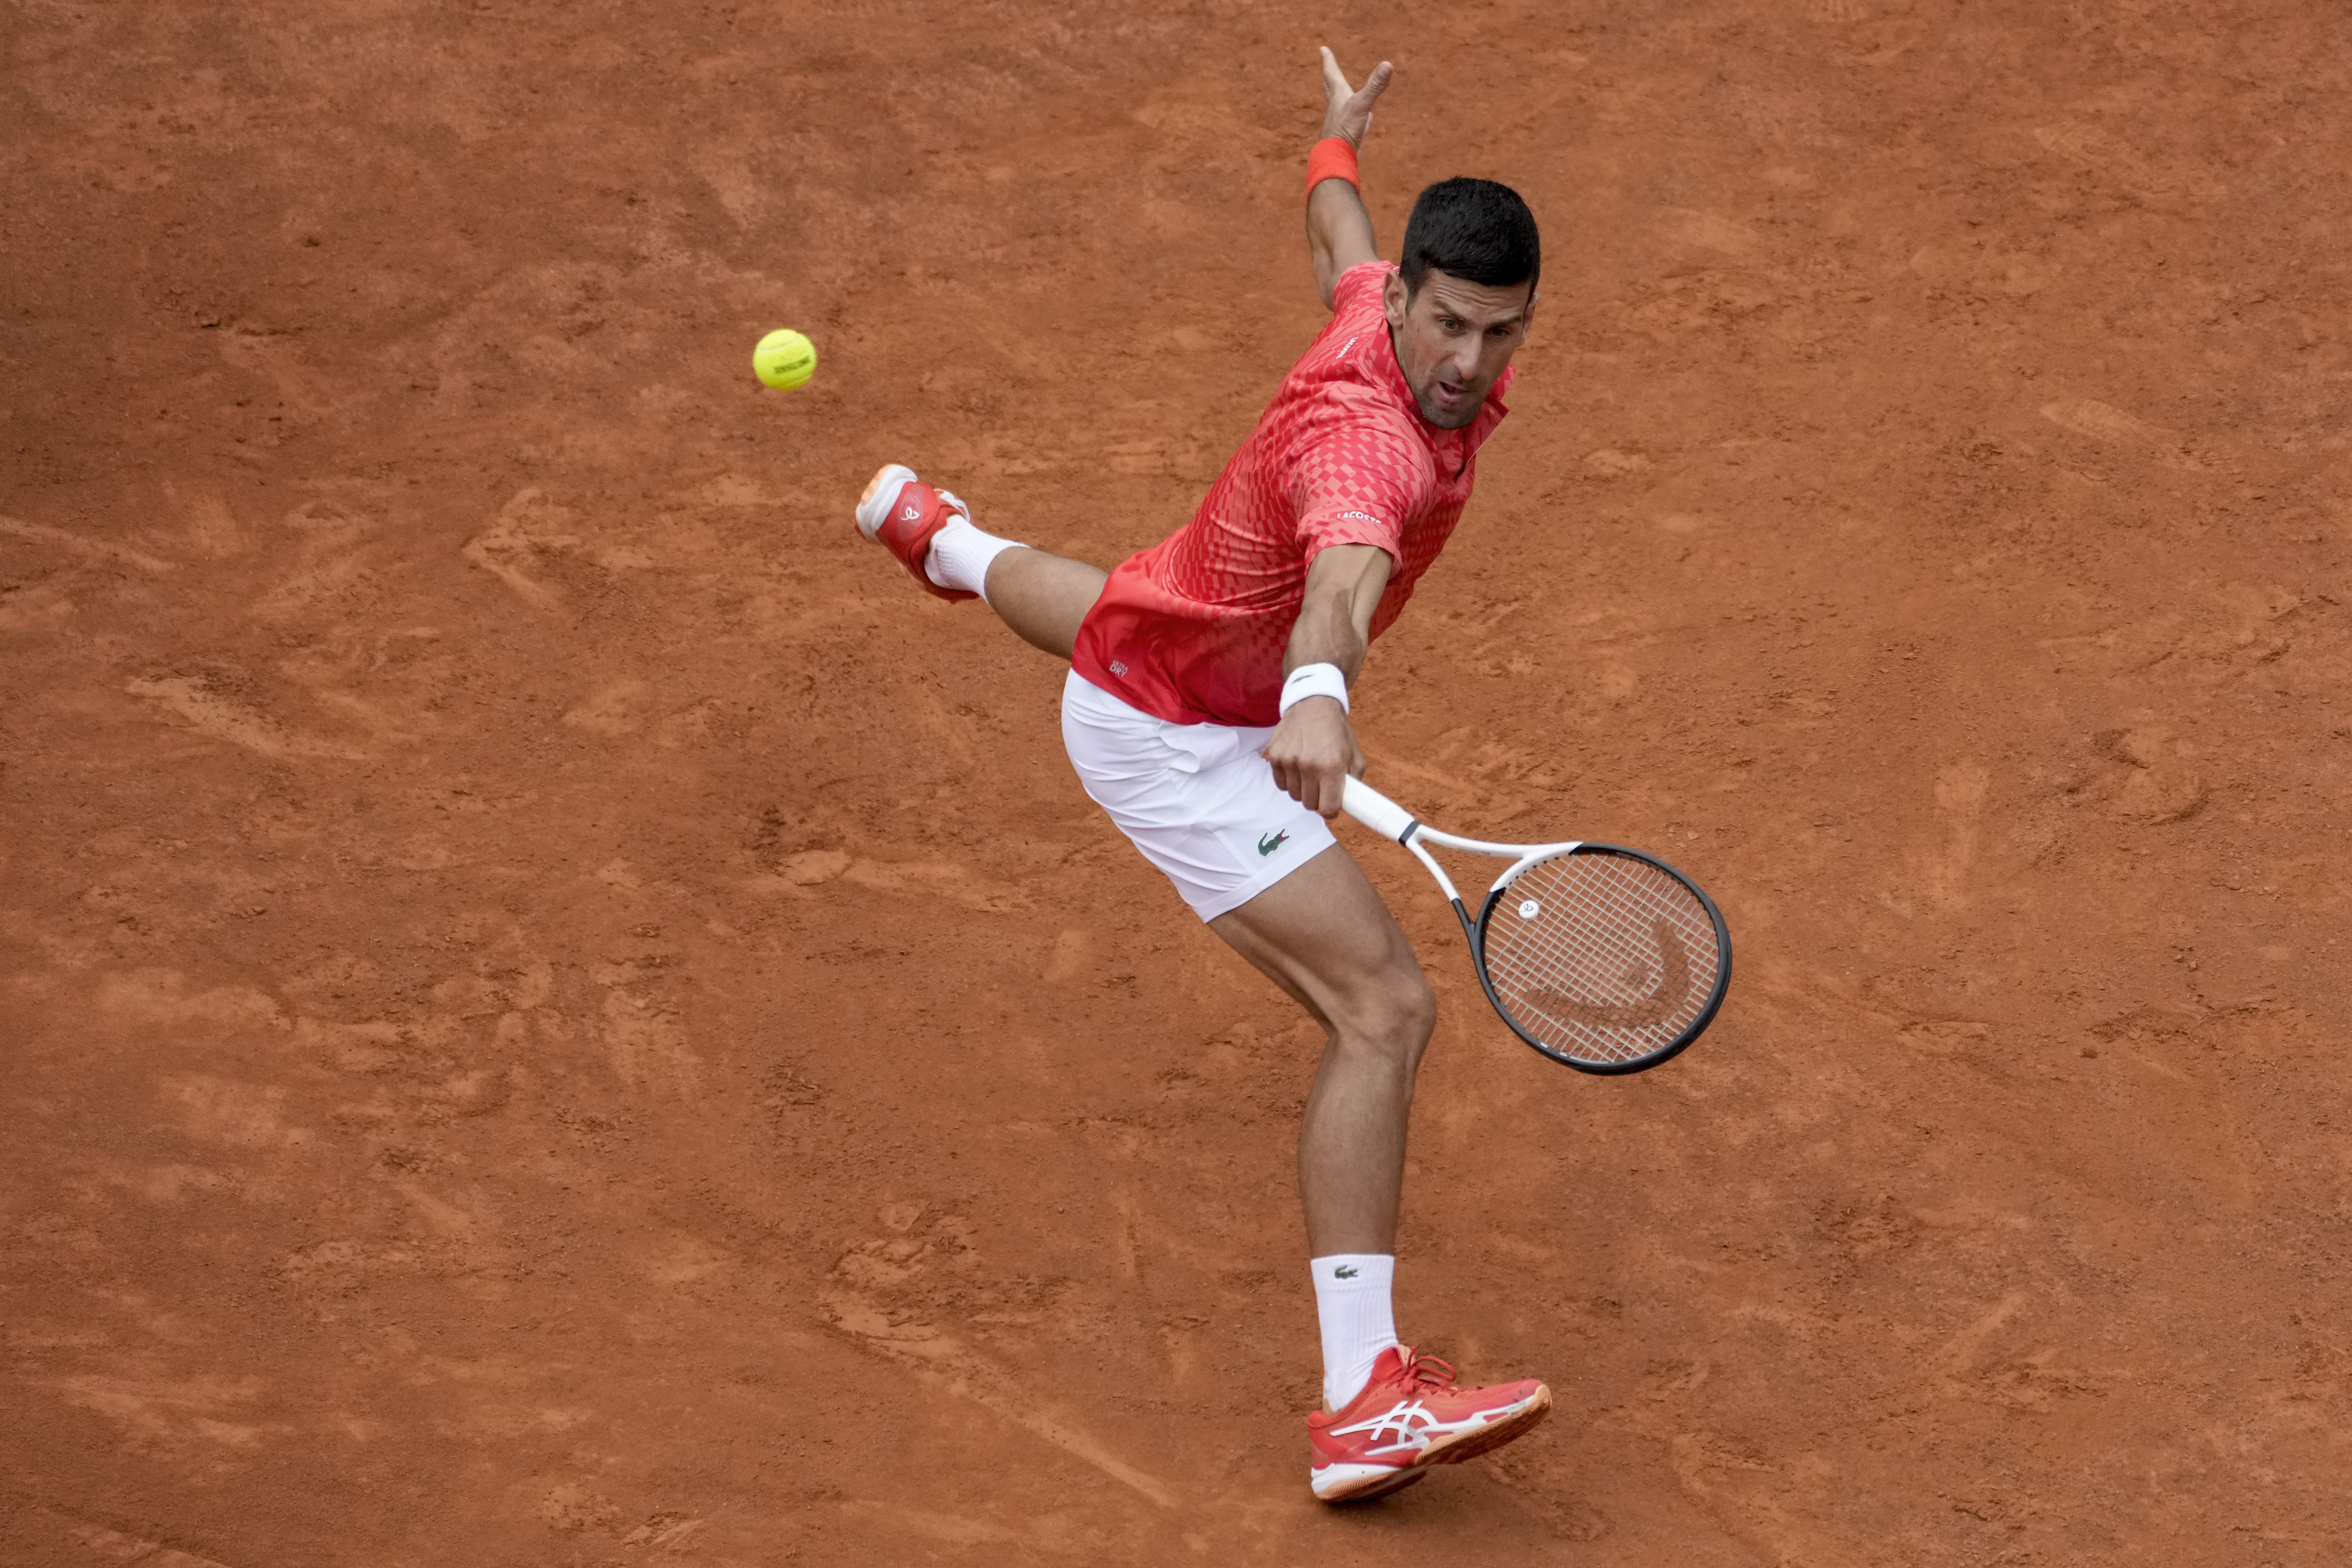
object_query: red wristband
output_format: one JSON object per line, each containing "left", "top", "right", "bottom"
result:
{"left": 1305, "top": 135, "right": 1360, "bottom": 197}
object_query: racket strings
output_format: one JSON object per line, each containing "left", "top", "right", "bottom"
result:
{"left": 1479, "top": 852, "right": 1721, "bottom": 1065}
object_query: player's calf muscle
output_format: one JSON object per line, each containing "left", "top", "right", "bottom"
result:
{"left": 984, "top": 547, "right": 1106, "bottom": 660}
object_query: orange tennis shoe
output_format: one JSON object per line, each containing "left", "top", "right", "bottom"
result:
{"left": 855, "top": 463, "right": 979, "bottom": 602}
{"left": 1308, "top": 1345, "right": 1551, "bottom": 1503}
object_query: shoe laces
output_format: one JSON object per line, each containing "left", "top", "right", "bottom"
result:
{"left": 1390, "top": 1346, "right": 1460, "bottom": 1392}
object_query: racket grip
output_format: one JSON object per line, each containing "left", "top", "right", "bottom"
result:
{"left": 1340, "top": 776, "right": 1418, "bottom": 842}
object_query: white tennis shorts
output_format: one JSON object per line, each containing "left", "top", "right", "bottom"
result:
{"left": 1060, "top": 670, "right": 1336, "bottom": 921}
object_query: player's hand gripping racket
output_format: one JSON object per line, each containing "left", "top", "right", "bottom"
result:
{"left": 1342, "top": 777, "right": 1731, "bottom": 1073}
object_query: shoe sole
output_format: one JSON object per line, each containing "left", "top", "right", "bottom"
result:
{"left": 1318, "top": 1466, "right": 1429, "bottom": 1503}
{"left": 1312, "top": 1383, "right": 1552, "bottom": 1505}
{"left": 855, "top": 463, "right": 917, "bottom": 541}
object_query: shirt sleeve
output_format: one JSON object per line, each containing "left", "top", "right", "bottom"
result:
{"left": 1329, "top": 260, "right": 1393, "bottom": 314}
{"left": 1291, "top": 392, "right": 1428, "bottom": 560}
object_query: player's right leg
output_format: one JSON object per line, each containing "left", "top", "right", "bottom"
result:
{"left": 855, "top": 463, "right": 1104, "bottom": 660}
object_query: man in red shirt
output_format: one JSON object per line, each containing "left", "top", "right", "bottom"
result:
{"left": 853, "top": 50, "right": 1547, "bottom": 1502}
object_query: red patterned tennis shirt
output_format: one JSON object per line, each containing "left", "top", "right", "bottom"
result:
{"left": 1070, "top": 261, "right": 1514, "bottom": 728}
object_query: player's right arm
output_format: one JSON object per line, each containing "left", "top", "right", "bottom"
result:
{"left": 1263, "top": 542, "right": 1392, "bottom": 818}
{"left": 1307, "top": 48, "right": 1392, "bottom": 310}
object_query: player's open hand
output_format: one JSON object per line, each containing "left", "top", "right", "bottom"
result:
{"left": 1318, "top": 47, "right": 1392, "bottom": 149}
{"left": 1264, "top": 695, "right": 1366, "bottom": 819}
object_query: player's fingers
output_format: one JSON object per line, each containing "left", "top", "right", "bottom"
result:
{"left": 1320, "top": 46, "right": 1350, "bottom": 100}
{"left": 1360, "top": 60, "right": 1393, "bottom": 102}
{"left": 1312, "top": 765, "right": 1343, "bottom": 818}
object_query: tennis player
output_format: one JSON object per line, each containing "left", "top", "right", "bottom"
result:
{"left": 852, "top": 49, "right": 1547, "bottom": 1502}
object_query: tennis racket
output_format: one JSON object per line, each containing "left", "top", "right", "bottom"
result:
{"left": 1341, "top": 776, "right": 1731, "bottom": 1074}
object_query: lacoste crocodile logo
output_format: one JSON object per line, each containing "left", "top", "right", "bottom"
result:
{"left": 1333, "top": 1264, "right": 1358, "bottom": 1279}
{"left": 1257, "top": 830, "right": 1289, "bottom": 857}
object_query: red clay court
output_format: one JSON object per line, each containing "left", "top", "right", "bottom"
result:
{"left": 5, "top": 2, "right": 2349, "bottom": 1562}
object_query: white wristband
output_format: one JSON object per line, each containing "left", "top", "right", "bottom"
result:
{"left": 1279, "top": 662, "right": 1351, "bottom": 718}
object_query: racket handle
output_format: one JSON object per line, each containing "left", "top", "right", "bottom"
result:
{"left": 1340, "top": 776, "right": 1419, "bottom": 842}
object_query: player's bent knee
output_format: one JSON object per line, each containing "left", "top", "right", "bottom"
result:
{"left": 1393, "top": 968, "right": 1438, "bottom": 1044}
{"left": 1332, "top": 964, "right": 1436, "bottom": 1066}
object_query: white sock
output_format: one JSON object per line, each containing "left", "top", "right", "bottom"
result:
{"left": 1312, "top": 1254, "right": 1399, "bottom": 1411}
{"left": 925, "top": 515, "right": 1022, "bottom": 604}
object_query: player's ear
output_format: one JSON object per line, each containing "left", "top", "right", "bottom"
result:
{"left": 1382, "top": 271, "right": 1408, "bottom": 329}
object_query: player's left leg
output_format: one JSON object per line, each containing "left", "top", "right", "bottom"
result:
{"left": 1209, "top": 846, "right": 1429, "bottom": 1260}
{"left": 1059, "top": 676, "right": 1549, "bottom": 1497}
{"left": 856, "top": 463, "right": 1103, "bottom": 659}
{"left": 1210, "top": 848, "right": 1551, "bottom": 1502}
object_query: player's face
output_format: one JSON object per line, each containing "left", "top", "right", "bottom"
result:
{"left": 1382, "top": 270, "right": 1536, "bottom": 430}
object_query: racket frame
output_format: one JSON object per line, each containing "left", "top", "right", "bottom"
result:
{"left": 1341, "top": 776, "right": 1731, "bottom": 1074}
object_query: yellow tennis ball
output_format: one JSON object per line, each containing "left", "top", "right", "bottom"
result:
{"left": 753, "top": 328, "right": 817, "bottom": 390}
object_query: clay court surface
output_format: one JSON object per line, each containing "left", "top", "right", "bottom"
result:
{"left": 7, "top": 1, "right": 2352, "bottom": 1561}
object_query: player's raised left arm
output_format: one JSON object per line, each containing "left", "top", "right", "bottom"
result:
{"left": 1263, "top": 543, "right": 1393, "bottom": 817}
{"left": 1307, "top": 48, "right": 1392, "bottom": 310}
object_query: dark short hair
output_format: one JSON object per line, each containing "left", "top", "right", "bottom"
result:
{"left": 1399, "top": 178, "right": 1540, "bottom": 301}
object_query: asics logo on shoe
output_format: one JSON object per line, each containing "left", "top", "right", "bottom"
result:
{"left": 1330, "top": 1395, "right": 1532, "bottom": 1459}
{"left": 1258, "top": 830, "right": 1289, "bottom": 856}
{"left": 1333, "top": 1264, "right": 1358, "bottom": 1279}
